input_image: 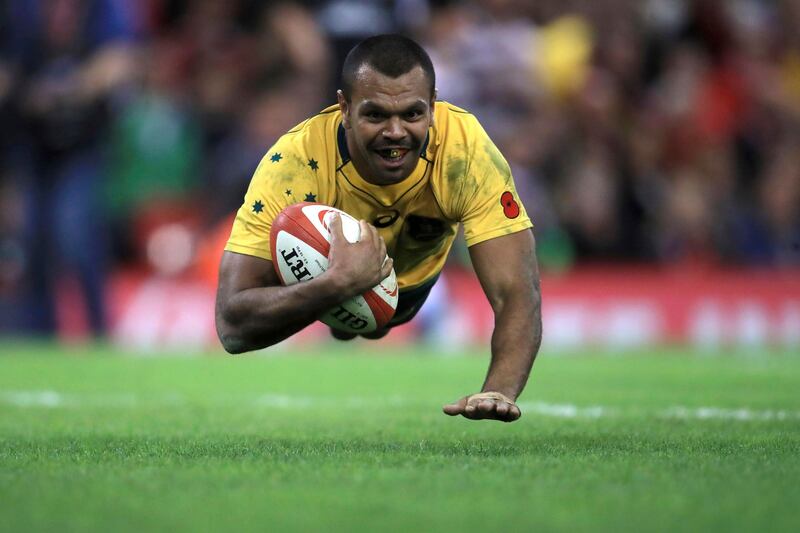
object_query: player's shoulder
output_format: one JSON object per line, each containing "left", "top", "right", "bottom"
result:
{"left": 433, "top": 101, "right": 478, "bottom": 128}
{"left": 279, "top": 104, "right": 341, "bottom": 148}
{"left": 431, "top": 101, "right": 488, "bottom": 151}
{"left": 253, "top": 104, "right": 340, "bottom": 178}
{"left": 434, "top": 101, "right": 473, "bottom": 118}
{"left": 287, "top": 104, "right": 340, "bottom": 134}
{"left": 428, "top": 101, "right": 514, "bottom": 217}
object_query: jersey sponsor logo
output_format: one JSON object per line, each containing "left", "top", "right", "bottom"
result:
{"left": 405, "top": 215, "right": 446, "bottom": 242}
{"left": 500, "top": 191, "right": 520, "bottom": 219}
{"left": 372, "top": 210, "right": 400, "bottom": 228}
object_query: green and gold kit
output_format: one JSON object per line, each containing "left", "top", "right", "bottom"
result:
{"left": 225, "top": 101, "right": 532, "bottom": 290}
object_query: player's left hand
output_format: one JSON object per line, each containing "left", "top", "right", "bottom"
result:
{"left": 442, "top": 391, "right": 521, "bottom": 422}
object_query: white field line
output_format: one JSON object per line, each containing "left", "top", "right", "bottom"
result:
{"left": 659, "top": 406, "right": 800, "bottom": 421}
{"left": 2, "top": 390, "right": 800, "bottom": 422}
{"left": 517, "top": 402, "right": 611, "bottom": 418}
{"left": 0, "top": 390, "right": 165, "bottom": 408}
{"left": 253, "top": 394, "right": 409, "bottom": 409}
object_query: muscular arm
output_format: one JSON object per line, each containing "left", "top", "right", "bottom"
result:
{"left": 472, "top": 228, "right": 541, "bottom": 399}
{"left": 443, "top": 229, "right": 542, "bottom": 421}
{"left": 215, "top": 215, "right": 392, "bottom": 353}
{"left": 216, "top": 252, "right": 343, "bottom": 353}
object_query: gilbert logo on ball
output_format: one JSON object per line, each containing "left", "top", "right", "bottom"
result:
{"left": 269, "top": 202, "right": 398, "bottom": 333}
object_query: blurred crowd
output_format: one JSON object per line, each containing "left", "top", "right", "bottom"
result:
{"left": 0, "top": 0, "right": 799, "bottom": 336}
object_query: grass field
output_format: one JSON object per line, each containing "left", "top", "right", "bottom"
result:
{"left": 1, "top": 343, "right": 799, "bottom": 532}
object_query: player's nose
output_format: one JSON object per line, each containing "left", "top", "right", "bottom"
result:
{"left": 382, "top": 117, "right": 406, "bottom": 140}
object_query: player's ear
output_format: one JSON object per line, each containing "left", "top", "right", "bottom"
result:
{"left": 429, "top": 90, "right": 437, "bottom": 124}
{"left": 337, "top": 90, "right": 351, "bottom": 129}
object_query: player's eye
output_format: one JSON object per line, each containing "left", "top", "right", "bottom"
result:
{"left": 366, "top": 111, "right": 385, "bottom": 121}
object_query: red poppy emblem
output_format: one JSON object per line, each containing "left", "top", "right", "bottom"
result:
{"left": 500, "top": 191, "right": 520, "bottom": 219}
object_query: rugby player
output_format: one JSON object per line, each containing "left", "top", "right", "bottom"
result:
{"left": 216, "top": 34, "right": 542, "bottom": 422}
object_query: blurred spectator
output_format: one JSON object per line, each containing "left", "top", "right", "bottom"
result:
{"left": 203, "top": 86, "right": 308, "bottom": 225}
{"left": 734, "top": 138, "right": 800, "bottom": 265}
{"left": 105, "top": 37, "right": 200, "bottom": 263}
{"left": 318, "top": 0, "right": 397, "bottom": 93}
{"left": 3, "top": 0, "right": 136, "bottom": 336}
{"left": 258, "top": 2, "right": 331, "bottom": 109}
{"left": 1, "top": 0, "right": 799, "bottom": 339}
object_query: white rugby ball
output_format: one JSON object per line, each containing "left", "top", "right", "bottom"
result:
{"left": 269, "top": 202, "right": 398, "bottom": 333}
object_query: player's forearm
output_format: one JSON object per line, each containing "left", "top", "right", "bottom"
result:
{"left": 216, "top": 273, "right": 349, "bottom": 353}
{"left": 481, "top": 283, "right": 542, "bottom": 400}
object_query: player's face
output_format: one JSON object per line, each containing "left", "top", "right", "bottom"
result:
{"left": 338, "top": 65, "right": 435, "bottom": 185}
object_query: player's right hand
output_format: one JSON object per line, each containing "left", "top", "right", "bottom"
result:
{"left": 443, "top": 391, "right": 522, "bottom": 422}
{"left": 326, "top": 213, "right": 393, "bottom": 298}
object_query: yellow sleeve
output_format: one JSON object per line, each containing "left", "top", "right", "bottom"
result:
{"left": 452, "top": 115, "right": 533, "bottom": 247}
{"left": 224, "top": 138, "right": 319, "bottom": 261}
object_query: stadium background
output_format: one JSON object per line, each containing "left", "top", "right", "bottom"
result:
{"left": 0, "top": 0, "right": 798, "bottom": 350}
{"left": 1, "top": 2, "right": 799, "bottom": 532}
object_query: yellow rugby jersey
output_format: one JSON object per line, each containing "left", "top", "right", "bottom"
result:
{"left": 225, "top": 101, "right": 532, "bottom": 289}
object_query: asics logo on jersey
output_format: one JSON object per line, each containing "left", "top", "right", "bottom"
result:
{"left": 373, "top": 210, "right": 400, "bottom": 228}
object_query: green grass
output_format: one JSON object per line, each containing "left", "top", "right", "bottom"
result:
{"left": 1, "top": 343, "right": 799, "bottom": 532}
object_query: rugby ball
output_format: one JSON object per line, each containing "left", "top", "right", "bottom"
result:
{"left": 269, "top": 202, "right": 398, "bottom": 333}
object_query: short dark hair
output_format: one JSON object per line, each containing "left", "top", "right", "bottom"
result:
{"left": 341, "top": 34, "right": 435, "bottom": 101}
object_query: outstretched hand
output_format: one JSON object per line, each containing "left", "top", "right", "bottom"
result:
{"left": 443, "top": 391, "right": 521, "bottom": 422}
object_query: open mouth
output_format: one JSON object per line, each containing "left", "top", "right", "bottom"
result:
{"left": 375, "top": 147, "right": 410, "bottom": 165}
